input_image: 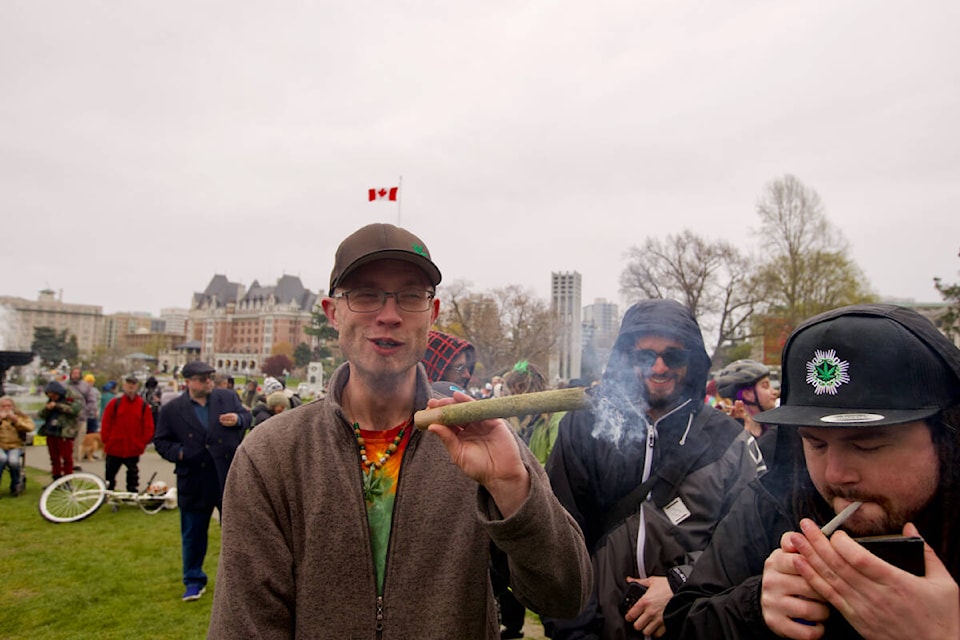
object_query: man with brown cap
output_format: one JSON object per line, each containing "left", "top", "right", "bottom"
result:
{"left": 209, "top": 223, "right": 591, "bottom": 639}
{"left": 664, "top": 304, "right": 960, "bottom": 639}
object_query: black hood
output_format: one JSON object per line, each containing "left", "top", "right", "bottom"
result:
{"left": 602, "top": 299, "right": 711, "bottom": 410}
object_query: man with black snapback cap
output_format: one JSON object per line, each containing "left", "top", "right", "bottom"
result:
{"left": 664, "top": 304, "right": 960, "bottom": 639}
{"left": 209, "top": 223, "right": 591, "bottom": 638}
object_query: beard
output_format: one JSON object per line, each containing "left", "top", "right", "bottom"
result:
{"left": 824, "top": 484, "right": 938, "bottom": 537}
{"left": 642, "top": 373, "right": 685, "bottom": 412}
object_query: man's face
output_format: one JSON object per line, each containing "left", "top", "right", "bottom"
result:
{"left": 322, "top": 260, "right": 438, "bottom": 386}
{"left": 0, "top": 398, "right": 14, "bottom": 414}
{"left": 122, "top": 381, "right": 139, "bottom": 399}
{"left": 186, "top": 374, "right": 214, "bottom": 400}
{"left": 798, "top": 421, "right": 939, "bottom": 536}
{"left": 70, "top": 368, "right": 81, "bottom": 383}
{"left": 632, "top": 335, "right": 688, "bottom": 411}
{"left": 445, "top": 352, "right": 472, "bottom": 388}
{"left": 743, "top": 376, "right": 779, "bottom": 413}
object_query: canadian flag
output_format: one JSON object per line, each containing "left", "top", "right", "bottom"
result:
{"left": 368, "top": 187, "right": 399, "bottom": 201}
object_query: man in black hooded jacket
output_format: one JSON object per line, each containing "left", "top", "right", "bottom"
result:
{"left": 545, "top": 299, "right": 763, "bottom": 639}
{"left": 663, "top": 304, "right": 960, "bottom": 640}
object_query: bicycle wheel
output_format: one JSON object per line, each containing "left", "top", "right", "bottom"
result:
{"left": 39, "top": 473, "right": 107, "bottom": 523}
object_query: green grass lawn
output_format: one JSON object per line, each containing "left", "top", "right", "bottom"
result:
{"left": 2, "top": 466, "right": 548, "bottom": 639}
{"left": 1, "top": 467, "right": 219, "bottom": 640}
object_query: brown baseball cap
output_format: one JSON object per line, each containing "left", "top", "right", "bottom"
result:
{"left": 328, "top": 223, "right": 442, "bottom": 294}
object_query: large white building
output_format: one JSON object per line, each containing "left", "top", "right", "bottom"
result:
{"left": 549, "top": 271, "right": 582, "bottom": 383}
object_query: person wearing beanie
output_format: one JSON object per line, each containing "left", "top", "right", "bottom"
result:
{"left": 665, "top": 304, "right": 960, "bottom": 639}
{"left": 64, "top": 367, "right": 97, "bottom": 468}
{"left": 100, "top": 380, "right": 118, "bottom": 416}
{"left": 420, "top": 330, "right": 476, "bottom": 390}
{"left": 38, "top": 380, "right": 85, "bottom": 479}
{"left": 209, "top": 223, "right": 591, "bottom": 638}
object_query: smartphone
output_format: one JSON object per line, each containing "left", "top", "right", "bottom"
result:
{"left": 854, "top": 535, "right": 925, "bottom": 576}
{"left": 618, "top": 582, "right": 648, "bottom": 615}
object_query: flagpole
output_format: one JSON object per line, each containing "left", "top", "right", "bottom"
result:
{"left": 397, "top": 175, "right": 403, "bottom": 226}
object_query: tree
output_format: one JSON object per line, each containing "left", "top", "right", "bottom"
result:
{"left": 304, "top": 303, "right": 343, "bottom": 372}
{"left": 262, "top": 354, "right": 294, "bottom": 378}
{"left": 293, "top": 342, "right": 313, "bottom": 368}
{"left": 754, "top": 174, "right": 875, "bottom": 327}
{"left": 619, "top": 230, "right": 763, "bottom": 361}
{"left": 31, "top": 327, "right": 79, "bottom": 367}
{"left": 436, "top": 280, "right": 558, "bottom": 377}
{"left": 304, "top": 304, "right": 339, "bottom": 342}
{"left": 271, "top": 341, "right": 294, "bottom": 359}
{"left": 933, "top": 248, "right": 960, "bottom": 340}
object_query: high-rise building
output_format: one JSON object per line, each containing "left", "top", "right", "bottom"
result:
{"left": 582, "top": 298, "right": 620, "bottom": 379}
{"left": 160, "top": 308, "right": 190, "bottom": 336}
{"left": 550, "top": 271, "right": 582, "bottom": 383}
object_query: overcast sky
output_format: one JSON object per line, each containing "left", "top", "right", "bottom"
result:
{"left": 2, "top": 1, "right": 958, "bottom": 320}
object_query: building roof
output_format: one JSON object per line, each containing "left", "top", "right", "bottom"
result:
{"left": 239, "top": 274, "right": 317, "bottom": 311}
{"left": 192, "top": 274, "right": 243, "bottom": 309}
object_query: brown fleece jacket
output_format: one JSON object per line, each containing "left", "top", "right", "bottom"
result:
{"left": 208, "top": 363, "right": 592, "bottom": 639}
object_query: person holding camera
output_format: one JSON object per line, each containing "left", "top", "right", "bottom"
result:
{"left": 664, "top": 305, "right": 960, "bottom": 639}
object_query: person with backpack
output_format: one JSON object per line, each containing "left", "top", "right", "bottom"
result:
{"left": 101, "top": 376, "right": 155, "bottom": 492}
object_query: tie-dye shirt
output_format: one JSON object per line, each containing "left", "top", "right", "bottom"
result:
{"left": 358, "top": 422, "right": 412, "bottom": 594}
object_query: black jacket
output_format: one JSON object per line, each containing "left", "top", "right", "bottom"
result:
{"left": 153, "top": 388, "right": 252, "bottom": 510}
{"left": 545, "top": 300, "right": 763, "bottom": 639}
{"left": 664, "top": 304, "right": 960, "bottom": 640}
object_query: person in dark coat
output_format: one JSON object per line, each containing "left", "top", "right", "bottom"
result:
{"left": 153, "top": 360, "right": 251, "bottom": 602}
{"left": 544, "top": 299, "right": 763, "bottom": 639}
{"left": 664, "top": 304, "right": 960, "bottom": 640}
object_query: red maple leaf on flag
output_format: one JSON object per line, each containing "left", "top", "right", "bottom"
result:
{"left": 368, "top": 187, "right": 398, "bottom": 201}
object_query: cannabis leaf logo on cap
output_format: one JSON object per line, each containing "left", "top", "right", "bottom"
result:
{"left": 805, "top": 349, "right": 851, "bottom": 395}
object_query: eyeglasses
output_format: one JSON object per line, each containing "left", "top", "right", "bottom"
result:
{"left": 332, "top": 288, "right": 435, "bottom": 313}
{"left": 630, "top": 348, "right": 690, "bottom": 369}
{"left": 449, "top": 363, "right": 471, "bottom": 374}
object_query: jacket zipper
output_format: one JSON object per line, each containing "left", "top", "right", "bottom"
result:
{"left": 377, "top": 426, "right": 419, "bottom": 639}
{"left": 348, "top": 418, "right": 419, "bottom": 640}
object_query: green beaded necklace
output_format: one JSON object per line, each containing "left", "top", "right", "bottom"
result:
{"left": 354, "top": 420, "right": 408, "bottom": 502}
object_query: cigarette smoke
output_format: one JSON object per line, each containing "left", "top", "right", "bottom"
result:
{"left": 588, "top": 366, "right": 650, "bottom": 447}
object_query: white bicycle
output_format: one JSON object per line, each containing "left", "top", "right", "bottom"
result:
{"left": 39, "top": 472, "right": 176, "bottom": 523}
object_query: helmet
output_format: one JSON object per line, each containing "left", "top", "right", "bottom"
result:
{"left": 147, "top": 480, "right": 169, "bottom": 496}
{"left": 715, "top": 360, "right": 770, "bottom": 400}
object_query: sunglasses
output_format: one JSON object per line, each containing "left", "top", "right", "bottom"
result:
{"left": 629, "top": 348, "right": 690, "bottom": 369}
{"left": 189, "top": 375, "right": 213, "bottom": 383}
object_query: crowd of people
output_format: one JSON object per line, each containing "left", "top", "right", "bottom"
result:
{"left": 4, "top": 221, "right": 958, "bottom": 640}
